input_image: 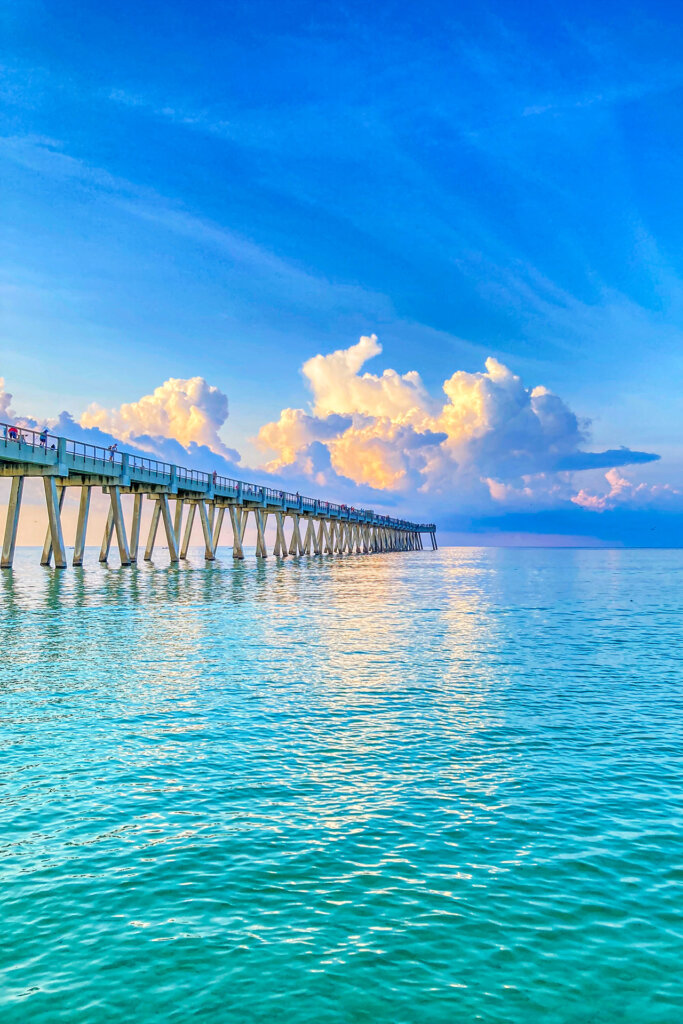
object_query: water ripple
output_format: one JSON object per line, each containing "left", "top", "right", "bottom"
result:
{"left": 1, "top": 547, "right": 683, "bottom": 1022}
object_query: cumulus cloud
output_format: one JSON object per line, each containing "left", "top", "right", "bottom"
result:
{"left": 256, "top": 337, "right": 659, "bottom": 507}
{"left": 1, "top": 341, "right": 670, "bottom": 526}
{"left": 80, "top": 376, "right": 237, "bottom": 459}
{"left": 571, "top": 469, "right": 680, "bottom": 511}
{"left": 257, "top": 409, "right": 352, "bottom": 474}
{"left": 0, "top": 378, "right": 14, "bottom": 420}
{"left": 303, "top": 334, "right": 436, "bottom": 425}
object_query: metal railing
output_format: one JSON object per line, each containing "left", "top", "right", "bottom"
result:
{"left": 2, "top": 423, "right": 59, "bottom": 453}
{"left": 0, "top": 419, "right": 436, "bottom": 531}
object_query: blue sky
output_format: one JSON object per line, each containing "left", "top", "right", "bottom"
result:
{"left": 2, "top": 0, "right": 683, "bottom": 543}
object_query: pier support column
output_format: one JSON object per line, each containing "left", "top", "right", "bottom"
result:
{"left": 144, "top": 498, "right": 161, "bottom": 560}
{"left": 72, "top": 485, "right": 91, "bottom": 566}
{"left": 303, "top": 517, "right": 315, "bottom": 554}
{"left": 99, "top": 508, "right": 114, "bottom": 563}
{"left": 313, "top": 519, "right": 322, "bottom": 555}
{"left": 41, "top": 484, "right": 65, "bottom": 566}
{"left": 129, "top": 493, "right": 142, "bottom": 562}
{"left": 229, "top": 506, "right": 245, "bottom": 559}
{"left": 1, "top": 476, "right": 24, "bottom": 568}
{"left": 273, "top": 512, "right": 287, "bottom": 557}
{"left": 110, "top": 486, "right": 131, "bottom": 565}
{"left": 197, "top": 502, "right": 215, "bottom": 559}
{"left": 174, "top": 499, "right": 184, "bottom": 549}
{"left": 42, "top": 478, "right": 67, "bottom": 568}
{"left": 159, "top": 494, "right": 179, "bottom": 562}
{"left": 288, "top": 514, "right": 303, "bottom": 555}
{"left": 212, "top": 506, "right": 226, "bottom": 553}
{"left": 255, "top": 509, "right": 268, "bottom": 557}
{"left": 180, "top": 503, "right": 197, "bottom": 558}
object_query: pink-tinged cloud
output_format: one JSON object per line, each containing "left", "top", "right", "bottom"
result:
{"left": 256, "top": 337, "right": 658, "bottom": 508}
{"left": 571, "top": 469, "right": 680, "bottom": 511}
{"left": 1, "top": 341, "right": 668, "bottom": 518}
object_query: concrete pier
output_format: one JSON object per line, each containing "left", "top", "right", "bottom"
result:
{"left": 0, "top": 423, "right": 437, "bottom": 568}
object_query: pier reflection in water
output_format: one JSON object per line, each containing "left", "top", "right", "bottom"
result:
{"left": 2, "top": 547, "right": 683, "bottom": 1023}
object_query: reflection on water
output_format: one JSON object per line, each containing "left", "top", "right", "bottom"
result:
{"left": 1, "top": 546, "right": 683, "bottom": 1023}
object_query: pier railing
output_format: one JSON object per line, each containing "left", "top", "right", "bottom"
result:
{"left": 0, "top": 420, "right": 436, "bottom": 533}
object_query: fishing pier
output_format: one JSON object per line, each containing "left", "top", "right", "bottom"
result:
{"left": 1, "top": 424, "right": 437, "bottom": 568}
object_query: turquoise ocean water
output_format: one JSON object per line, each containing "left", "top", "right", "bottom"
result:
{"left": 2, "top": 546, "right": 682, "bottom": 1022}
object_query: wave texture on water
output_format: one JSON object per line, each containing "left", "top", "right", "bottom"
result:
{"left": 1, "top": 547, "right": 683, "bottom": 1023}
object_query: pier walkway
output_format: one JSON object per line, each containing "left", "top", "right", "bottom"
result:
{"left": 0, "top": 422, "right": 437, "bottom": 568}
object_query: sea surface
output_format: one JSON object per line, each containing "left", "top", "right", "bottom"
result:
{"left": 1, "top": 546, "right": 683, "bottom": 1023}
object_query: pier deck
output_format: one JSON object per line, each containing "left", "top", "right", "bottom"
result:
{"left": 1, "top": 423, "right": 437, "bottom": 568}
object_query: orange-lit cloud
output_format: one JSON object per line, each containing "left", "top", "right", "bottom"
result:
{"left": 256, "top": 336, "right": 655, "bottom": 506}
{"left": 80, "top": 376, "right": 233, "bottom": 457}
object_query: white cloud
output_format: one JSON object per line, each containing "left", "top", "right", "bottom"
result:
{"left": 256, "top": 337, "right": 658, "bottom": 507}
{"left": 80, "top": 376, "right": 235, "bottom": 458}
{"left": 303, "top": 334, "right": 436, "bottom": 425}
{"left": 0, "top": 378, "right": 14, "bottom": 420}
{"left": 572, "top": 468, "right": 679, "bottom": 511}
{"left": 1, "top": 341, "right": 667, "bottom": 523}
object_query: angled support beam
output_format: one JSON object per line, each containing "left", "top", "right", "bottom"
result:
{"left": 273, "top": 511, "right": 287, "bottom": 557}
{"left": 212, "top": 506, "right": 226, "bottom": 552}
{"left": 312, "top": 518, "right": 322, "bottom": 555}
{"left": 99, "top": 507, "right": 114, "bottom": 563}
{"left": 144, "top": 498, "right": 161, "bottom": 560}
{"left": 110, "top": 486, "right": 131, "bottom": 565}
{"left": 42, "top": 477, "right": 67, "bottom": 568}
{"left": 197, "top": 501, "right": 215, "bottom": 559}
{"left": 174, "top": 498, "right": 184, "bottom": 548}
{"left": 41, "top": 484, "right": 65, "bottom": 566}
{"left": 303, "top": 517, "right": 314, "bottom": 554}
{"left": 321, "top": 518, "right": 333, "bottom": 554}
{"left": 129, "top": 493, "right": 142, "bottom": 561}
{"left": 229, "top": 506, "right": 244, "bottom": 559}
{"left": 196, "top": 497, "right": 215, "bottom": 557}
{"left": 254, "top": 509, "right": 268, "bottom": 557}
{"left": 288, "top": 513, "right": 303, "bottom": 555}
{"left": 159, "top": 493, "right": 179, "bottom": 562}
{"left": 73, "top": 485, "right": 91, "bottom": 566}
{"left": 180, "top": 502, "right": 197, "bottom": 558}
{"left": 1, "top": 476, "right": 24, "bottom": 568}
